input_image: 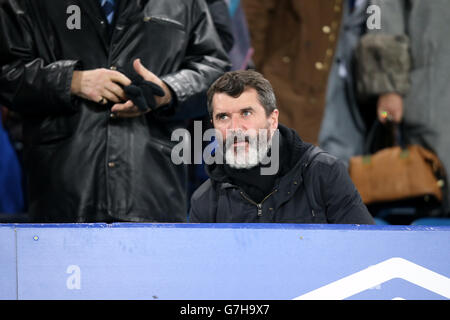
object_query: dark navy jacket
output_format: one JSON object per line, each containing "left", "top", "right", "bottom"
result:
{"left": 189, "top": 125, "right": 375, "bottom": 224}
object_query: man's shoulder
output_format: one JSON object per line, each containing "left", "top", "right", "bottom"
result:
{"left": 304, "top": 145, "right": 341, "bottom": 168}
{"left": 191, "top": 178, "right": 215, "bottom": 203}
{"left": 300, "top": 146, "right": 349, "bottom": 186}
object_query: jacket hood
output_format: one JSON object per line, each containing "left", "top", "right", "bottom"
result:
{"left": 205, "top": 124, "right": 313, "bottom": 183}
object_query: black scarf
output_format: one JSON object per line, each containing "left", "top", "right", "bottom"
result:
{"left": 206, "top": 124, "right": 309, "bottom": 203}
{"left": 223, "top": 126, "right": 304, "bottom": 203}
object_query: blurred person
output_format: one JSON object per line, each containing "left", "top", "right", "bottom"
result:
{"left": 319, "top": 0, "right": 374, "bottom": 164}
{"left": 356, "top": 0, "right": 450, "bottom": 216}
{"left": 189, "top": 70, "right": 374, "bottom": 224}
{"left": 241, "top": 0, "right": 344, "bottom": 144}
{"left": 0, "top": 107, "right": 24, "bottom": 214}
{"left": 225, "top": 0, "right": 253, "bottom": 71}
{"left": 0, "top": 0, "right": 230, "bottom": 222}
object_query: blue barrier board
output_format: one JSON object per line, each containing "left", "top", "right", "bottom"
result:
{"left": 0, "top": 226, "right": 16, "bottom": 299}
{"left": 1, "top": 224, "right": 449, "bottom": 300}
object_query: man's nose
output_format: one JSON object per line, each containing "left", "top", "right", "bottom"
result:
{"left": 229, "top": 114, "right": 243, "bottom": 130}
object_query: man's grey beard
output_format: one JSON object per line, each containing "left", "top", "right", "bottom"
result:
{"left": 224, "top": 128, "right": 272, "bottom": 169}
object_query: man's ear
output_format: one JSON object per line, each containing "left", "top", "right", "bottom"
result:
{"left": 269, "top": 109, "right": 279, "bottom": 130}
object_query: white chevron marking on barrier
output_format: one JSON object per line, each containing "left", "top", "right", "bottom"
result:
{"left": 293, "top": 257, "right": 450, "bottom": 300}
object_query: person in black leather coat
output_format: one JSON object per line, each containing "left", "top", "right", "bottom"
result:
{"left": 0, "top": 0, "right": 230, "bottom": 222}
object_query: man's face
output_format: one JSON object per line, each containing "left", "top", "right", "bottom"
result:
{"left": 212, "top": 88, "right": 279, "bottom": 169}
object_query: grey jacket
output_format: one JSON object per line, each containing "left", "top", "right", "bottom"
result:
{"left": 318, "top": 0, "right": 370, "bottom": 164}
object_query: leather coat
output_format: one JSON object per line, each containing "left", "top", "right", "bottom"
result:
{"left": 0, "top": 0, "right": 230, "bottom": 222}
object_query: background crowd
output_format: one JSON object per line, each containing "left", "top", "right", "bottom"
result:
{"left": 1, "top": 0, "right": 449, "bottom": 225}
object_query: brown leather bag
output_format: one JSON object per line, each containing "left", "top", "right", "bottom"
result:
{"left": 349, "top": 122, "right": 446, "bottom": 205}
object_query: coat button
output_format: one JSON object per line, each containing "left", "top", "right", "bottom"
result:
{"left": 108, "top": 162, "right": 116, "bottom": 168}
{"left": 322, "top": 25, "right": 331, "bottom": 34}
{"left": 282, "top": 56, "right": 291, "bottom": 63}
{"left": 110, "top": 66, "right": 117, "bottom": 71}
{"left": 326, "top": 49, "right": 334, "bottom": 57}
{"left": 110, "top": 113, "right": 116, "bottom": 119}
{"left": 309, "top": 98, "right": 317, "bottom": 104}
{"left": 315, "top": 62, "right": 324, "bottom": 70}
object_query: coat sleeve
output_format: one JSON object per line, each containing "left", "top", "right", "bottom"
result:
{"left": 321, "top": 160, "right": 375, "bottom": 225}
{"left": 355, "top": 0, "right": 411, "bottom": 97}
{"left": 0, "top": 1, "right": 79, "bottom": 115}
{"left": 206, "top": 0, "right": 234, "bottom": 52}
{"left": 188, "top": 201, "right": 203, "bottom": 223}
{"left": 188, "top": 179, "right": 217, "bottom": 223}
{"left": 160, "top": 0, "right": 231, "bottom": 106}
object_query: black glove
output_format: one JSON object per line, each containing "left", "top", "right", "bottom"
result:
{"left": 123, "top": 80, "right": 165, "bottom": 112}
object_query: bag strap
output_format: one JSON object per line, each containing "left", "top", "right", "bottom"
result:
{"left": 301, "top": 146, "right": 327, "bottom": 216}
{"left": 364, "top": 119, "right": 406, "bottom": 154}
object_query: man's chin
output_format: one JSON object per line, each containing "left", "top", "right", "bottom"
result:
{"left": 225, "top": 150, "right": 259, "bottom": 169}
{"left": 227, "top": 161, "right": 259, "bottom": 170}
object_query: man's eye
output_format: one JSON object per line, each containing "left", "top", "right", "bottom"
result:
{"left": 242, "top": 110, "right": 252, "bottom": 116}
{"left": 217, "top": 114, "right": 228, "bottom": 120}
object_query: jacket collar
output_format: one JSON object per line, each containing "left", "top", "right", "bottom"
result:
{"left": 74, "top": 0, "right": 148, "bottom": 52}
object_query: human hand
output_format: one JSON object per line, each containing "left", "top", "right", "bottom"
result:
{"left": 131, "top": 58, "right": 172, "bottom": 107}
{"left": 110, "top": 59, "right": 172, "bottom": 118}
{"left": 71, "top": 69, "right": 131, "bottom": 105}
{"left": 377, "top": 93, "right": 403, "bottom": 124}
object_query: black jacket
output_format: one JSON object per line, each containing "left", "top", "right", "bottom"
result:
{"left": 189, "top": 125, "right": 375, "bottom": 224}
{"left": 0, "top": 0, "right": 230, "bottom": 222}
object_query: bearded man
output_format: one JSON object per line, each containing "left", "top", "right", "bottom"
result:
{"left": 189, "top": 70, "right": 374, "bottom": 224}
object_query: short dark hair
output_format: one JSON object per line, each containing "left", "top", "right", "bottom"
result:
{"left": 207, "top": 70, "right": 277, "bottom": 117}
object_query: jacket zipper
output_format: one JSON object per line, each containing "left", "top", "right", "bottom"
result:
{"left": 240, "top": 189, "right": 278, "bottom": 217}
{"left": 143, "top": 16, "right": 185, "bottom": 30}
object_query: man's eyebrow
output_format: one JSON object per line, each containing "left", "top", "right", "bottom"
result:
{"left": 215, "top": 111, "right": 229, "bottom": 118}
{"left": 241, "top": 106, "right": 255, "bottom": 112}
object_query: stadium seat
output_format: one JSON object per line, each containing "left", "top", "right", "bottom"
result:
{"left": 373, "top": 217, "right": 390, "bottom": 225}
{"left": 410, "top": 218, "right": 450, "bottom": 226}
